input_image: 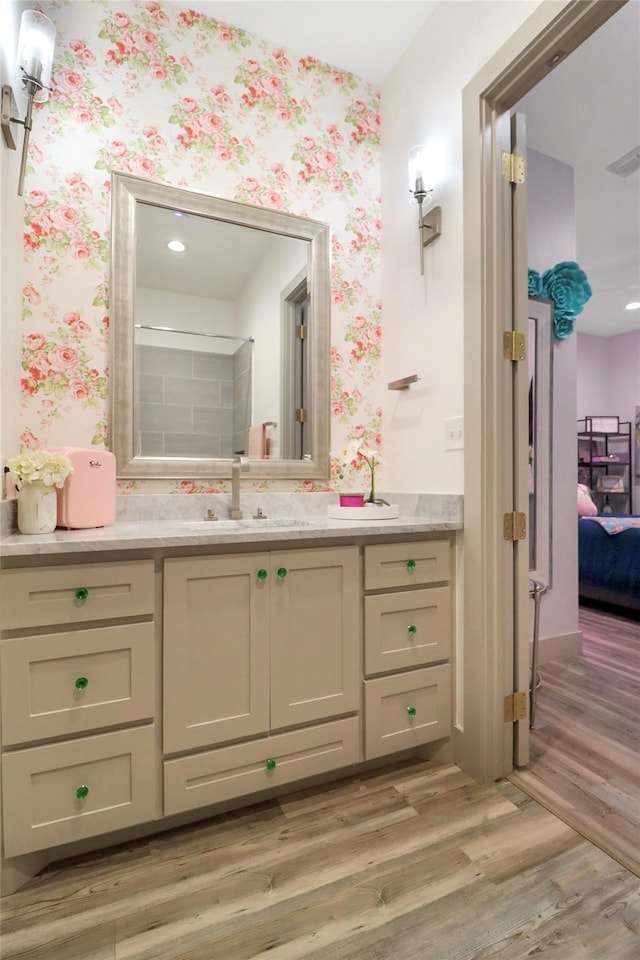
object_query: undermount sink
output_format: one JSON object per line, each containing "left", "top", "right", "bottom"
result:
{"left": 178, "top": 518, "right": 315, "bottom": 531}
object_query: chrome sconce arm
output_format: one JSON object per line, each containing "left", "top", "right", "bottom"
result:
{"left": 408, "top": 146, "right": 443, "bottom": 275}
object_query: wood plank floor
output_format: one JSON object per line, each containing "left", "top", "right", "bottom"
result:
{"left": 3, "top": 758, "right": 640, "bottom": 959}
{"left": 511, "top": 603, "right": 640, "bottom": 878}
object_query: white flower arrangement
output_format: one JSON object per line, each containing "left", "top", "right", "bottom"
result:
{"left": 7, "top": 451, "right": 73, "bottom": 489}
{"left": 336, "top": 441, "right": 382, "bottom": 502}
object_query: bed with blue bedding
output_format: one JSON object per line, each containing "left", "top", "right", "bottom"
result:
{"left": 579, "top": 516, "right": 640, "bottom": 610}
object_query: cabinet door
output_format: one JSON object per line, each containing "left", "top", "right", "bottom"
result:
{"left": 364, "top": 587, "right": 451, "bottom": 676}
{"left": 2, "top": 725, "right": 158, "bottom": 857}
{"left": 364, "top": 665, "right": 451, "bottom": 760}
{"left": 270, "top": 546, "right": 360, "bottom": 729}
{"left": 1, "top": 623, "right": 155, "bottom": 746}
{"left": 0, "top": 560, "right": 154, "bottom": 630}
{"left": 163, "top": 554, "right": 270, "bottom": 754}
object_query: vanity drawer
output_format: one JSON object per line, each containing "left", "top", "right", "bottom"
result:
{"left": 164, "top": 717, "right": 360, "bottom": 816}
{"left": 364, "top": 665, "right": 451, "bottom": 760}
{"left": 364, "top": 540, "right": 450, "bottom": 591}
{"left": 1, "top": 623, "right": 155, "bottom": 746}
{"left": 0, "top": 560, "right": 155, "bottom": 630}
{"left": 364, "top": 587, "right": 451, "bottom": 675}
{"left": 2, "top": 725, "right": 158, "bottom": 857}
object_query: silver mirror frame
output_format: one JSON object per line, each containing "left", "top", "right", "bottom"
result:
{"left": 110, "top": 172, "right": 331, "bottom": 481}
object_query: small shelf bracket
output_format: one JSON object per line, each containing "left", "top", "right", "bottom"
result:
{"left": 387, "top": 374, "right": 420, "bottom": 391}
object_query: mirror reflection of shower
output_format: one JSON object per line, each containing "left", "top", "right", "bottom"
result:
{"left": 134, "top": 325, "right": 253, "bottom": 460}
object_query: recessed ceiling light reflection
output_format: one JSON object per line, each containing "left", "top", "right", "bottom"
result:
{"left": 625, "top": 301, "right": 640, "bottom": 311}
{"left": 167, "top": 240, "right": 186, "bottom": 253}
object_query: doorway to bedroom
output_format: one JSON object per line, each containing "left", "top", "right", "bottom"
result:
{"left": 508, "top": 0, "right": 640, "bottom": 871}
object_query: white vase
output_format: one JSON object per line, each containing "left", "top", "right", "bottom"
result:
{"left": 17, "top": 482, "right": 58, "bottom": 535}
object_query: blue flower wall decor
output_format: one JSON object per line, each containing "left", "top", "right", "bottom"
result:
{"left": 528, "top": 261, "right": 592, "bottom": 340}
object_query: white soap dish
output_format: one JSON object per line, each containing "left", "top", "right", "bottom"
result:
{"left": 327, "top": 504, "right": 399, "bottom": 521}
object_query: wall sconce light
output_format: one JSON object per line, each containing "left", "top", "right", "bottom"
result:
{"left": 1, "top": 10, "right": 56, "bottom": 197}
{"left": 408, "top": 144, "right": 442, "bottom": 275}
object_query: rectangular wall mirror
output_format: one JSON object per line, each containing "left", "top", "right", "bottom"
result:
{"left": 528, "top": 297, "right": 553, "bottom": 586}
{"left": 110, "top": 173, "right": 331, "bottom": 480}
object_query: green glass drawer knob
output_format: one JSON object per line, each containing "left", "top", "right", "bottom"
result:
{"left": 257, "top": 568, "right": 268, "bottom": 581}
{"left": 277, "top": 567, "right": 288, "bottom": 579}
{"left": 407, "top": 706, "right": 417, "bottom": 718}
{"left": 74, "top": 676, "right": 89, "bottom": 691}
{"left": 75, "top": 587, "right": 89, "bottom": 602}
{"left": 265, "top": 758, "right": 277, "bottom": 771}
{"left": 408, "top": 625, "right": 417, "bottom": 636}
{"left": 75, "top": 785, "right": 89, "bottom": 800}
{"left": 406, "top": 560, "right": 416, "bottom": 572}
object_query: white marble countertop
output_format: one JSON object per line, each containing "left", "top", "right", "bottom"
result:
{"left": 0, "top": 515, "right": 462, "bottom": 558}
{"left": 0, "top": 492, "right": 463, "bottom": 559}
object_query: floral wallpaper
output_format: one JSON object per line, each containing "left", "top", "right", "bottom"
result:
{"left": 16, "top": 1, "right": 383, "bottom": 494}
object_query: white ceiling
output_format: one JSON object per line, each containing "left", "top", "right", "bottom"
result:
{"left": 193, "top": 1, "right": 438, "bottom": 85}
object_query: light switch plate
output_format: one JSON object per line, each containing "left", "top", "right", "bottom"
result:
{"left": 445, "top": 416, "right": 464, "bottom": 450}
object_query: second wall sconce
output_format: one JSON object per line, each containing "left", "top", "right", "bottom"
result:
{"left": 408, "top": 144, "right": 442, "bottom": 275}
{"left": 1, "top": 9, "right": 56, "bottom": 197}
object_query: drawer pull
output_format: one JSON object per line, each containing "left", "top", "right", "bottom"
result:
{"left": 277, "top": 567, "right": 287, "bottom": 580}
{"left": 75, "top": 587, "right": 89, "bottom": 602}
{"left": 257, "top": 568, "right": 268, "bottom": 581}
{"left": 407, "top": 706, "right": 417, "bottom": 718}
{"left": 407, "top": 624, "right": 417, "bottom": 636}
{"left": 74, "top": 676, "right": 89, "bottom": 691}
{"left": 265, "top": 758, "right": 277, "bottom": 771}
{"left": 75, "top": 784, "right": 89, "bottom": 800}
{"left": 406, "top": 560, "right": 416, "bottom": 571}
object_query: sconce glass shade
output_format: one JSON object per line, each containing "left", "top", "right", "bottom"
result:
{"left": 16, "top": 9, "right": 56, "bottom": 103}
{"left": 408, "top": 144, "right": 428, "bottom": 195}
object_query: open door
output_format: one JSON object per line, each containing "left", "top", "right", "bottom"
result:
{"left": 510, "top": 111, "right": 531, "bottom": 767}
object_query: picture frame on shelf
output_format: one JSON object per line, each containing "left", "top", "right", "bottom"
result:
{"left": 586, "top": 415, "right": 619, "bottom": 433}
{"left": 595, "top": 475, "right": 625, "bottom": 493}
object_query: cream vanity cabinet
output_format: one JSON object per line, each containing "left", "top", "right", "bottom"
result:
{"left": 363, "top": 540, "right": 452, "bottom": 759}
{"left": 0, "top": 560, "right": 158, "bottom": 858}
{"left": 162, "top": 546, "right": 361, "bottom": 815}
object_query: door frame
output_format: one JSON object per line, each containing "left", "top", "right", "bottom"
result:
{"left": 459, "top": 0, "right": 627, "bottom": 782}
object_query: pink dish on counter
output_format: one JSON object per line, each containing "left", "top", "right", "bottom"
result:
{"left": 339, "top": 494, "right": 364, "bottom": 507}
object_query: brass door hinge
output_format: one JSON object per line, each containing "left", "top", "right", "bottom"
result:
{"left": 503, "top": 511, "right": 527, "bottom": 541}
{"left": 296, "top": 324, "right": 306, "bottom": 340}
{"left": 295, "top": 408, "right": 307, "bottom": 423}
{"left": 502, "top": 152, "right": 526, "bottom": 184}
{"left": 503, "top": 331, "right": 526, "bottom": 362}
{"left": 504, "top": 692, "right": 528, "bottom": 723}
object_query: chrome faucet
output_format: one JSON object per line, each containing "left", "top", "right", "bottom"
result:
{"left": 231, "top": 456, "right": 249, "bottom": 519}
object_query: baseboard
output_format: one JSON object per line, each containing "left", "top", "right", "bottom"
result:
{"left": 532, "top": 630, "right": 582, "bottom": 665}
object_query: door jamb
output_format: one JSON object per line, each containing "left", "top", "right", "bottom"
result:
{"left": 459, "top": 0, "right": 627, "bottom": 783}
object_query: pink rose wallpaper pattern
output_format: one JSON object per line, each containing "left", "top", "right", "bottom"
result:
{"left": 18, "top": 1, "right": 383, "bottom": 494}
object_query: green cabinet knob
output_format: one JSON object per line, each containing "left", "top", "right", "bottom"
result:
{"left": 75, "top": 587, "right": 89, "bottom": 602}
{"left": 277, "top": 567, "right": 287, "bottom": 579}
{"left": 407, "top": 625, "right": 417, "bottom": 636}
{"left": 257, "top": 568, "right": 268, "bottom": 581}
{"left": 265, "top": 758, "right": 276, "bottom": 771}
{"left": 407, "top": 706, "right": 417, "bottom": 718}
{"left": 74, "top": 676, "right": 89, "bottom": 691}
{"left": 75, "top": 784, "right": 89, "bottom": 800}
{"left": 406, "top": 560, "right": 416, "bottom": 571}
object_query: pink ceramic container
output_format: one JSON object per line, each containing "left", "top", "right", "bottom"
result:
{"left": 339, "top": 494, "right": 364, "bottom": 507}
